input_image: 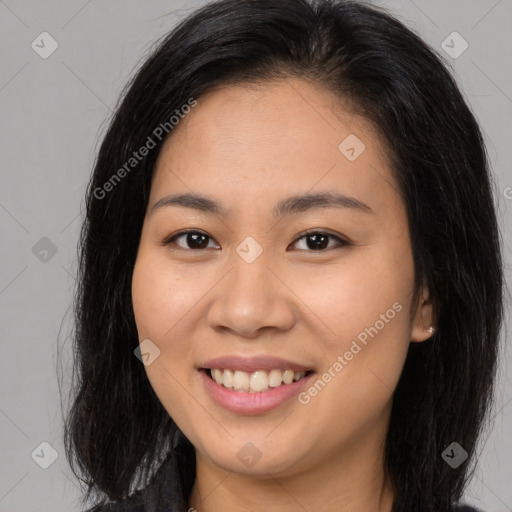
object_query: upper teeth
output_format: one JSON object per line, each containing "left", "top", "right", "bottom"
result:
{"left": 210, "top": 368, "right": 307, "bottom": 393}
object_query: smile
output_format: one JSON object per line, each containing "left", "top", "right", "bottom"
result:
{"left": 199, "top": 368, "right": 316, "bottom": 414}
{"left": 207, "top": 368, "right": 313, "bottom": 393}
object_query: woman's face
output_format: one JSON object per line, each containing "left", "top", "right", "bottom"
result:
{"left": 131, "top": 78, "right": 432, "bottom": 478}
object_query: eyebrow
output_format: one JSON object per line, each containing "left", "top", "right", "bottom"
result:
{"left": 150, "top": 191, "right": 374, "bottom": 218}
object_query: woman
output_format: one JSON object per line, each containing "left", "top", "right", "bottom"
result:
{"left": 64, "top": 0, "right": 504, "bottom": 511}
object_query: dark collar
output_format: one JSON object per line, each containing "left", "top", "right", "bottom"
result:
{"left": 128, "top": 429, "right": 195, "bottom": 512}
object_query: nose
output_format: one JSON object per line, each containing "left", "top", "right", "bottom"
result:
{"left": 206, "top": 247, "right": 296, "bottom": 339}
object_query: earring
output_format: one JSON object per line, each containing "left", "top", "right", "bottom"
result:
{"left": 427, "top": 326, "right": 435, "bottom": 334}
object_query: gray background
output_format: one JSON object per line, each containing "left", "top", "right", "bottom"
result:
{"left": 0, "top": 0, "right": 511, "bottom": 510}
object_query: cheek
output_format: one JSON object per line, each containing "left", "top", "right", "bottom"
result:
{"left": 293, "top": 251, "right": 413, "bottom": 346}
{"left": 131, "top": 250, "right": 204, "bottom": 424}
{"left": 292, "top": 243, "right": 414, "bottom": 398}
{"left": 131, "top": 250, "right": 196, "bottom": 358}
{"left": 292, "top": 261, "right": 412, "bottom": 443}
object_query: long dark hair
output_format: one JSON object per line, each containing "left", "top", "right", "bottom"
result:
{"left": 61, "top": 1, "right": 504, "bottom": 510}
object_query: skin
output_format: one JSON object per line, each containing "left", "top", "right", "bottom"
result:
{"left": 131, "top": 77, "right": 434, "bottom": 512}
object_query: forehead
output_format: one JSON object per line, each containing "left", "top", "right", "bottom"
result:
{"left": 150, "top": 78, "right": 400, "bottom": 219}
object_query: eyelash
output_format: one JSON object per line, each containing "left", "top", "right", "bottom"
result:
{"left": 161, "top": 229, "right": 350, "bottom": 252}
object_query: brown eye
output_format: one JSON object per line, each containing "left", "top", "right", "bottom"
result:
{"left": 290, "top": 231, "right": 348, "bottom": 251}
{"left": 164, "top": 230, "right": 219, "bottom": 250}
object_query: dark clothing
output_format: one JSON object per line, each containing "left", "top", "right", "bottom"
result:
{"left": 84, "top": 431, "right": 483, "bottom": 512}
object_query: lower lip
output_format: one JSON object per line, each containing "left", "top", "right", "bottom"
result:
{"left": 200, "top": 369, "right": 315, "bottom": 414}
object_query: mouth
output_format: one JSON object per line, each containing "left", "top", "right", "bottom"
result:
{"left": 199, "top": 366, "right": 316, "bottom": 414}
{"left": 198, "top": 355, "right": 317, "bottom": 413}
{"left": 201, "top": 367, "right": 316, "bottom": 393}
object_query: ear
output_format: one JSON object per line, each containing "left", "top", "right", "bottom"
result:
{"left": 410, "top": 284, "right": 435, "bottom": 343}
